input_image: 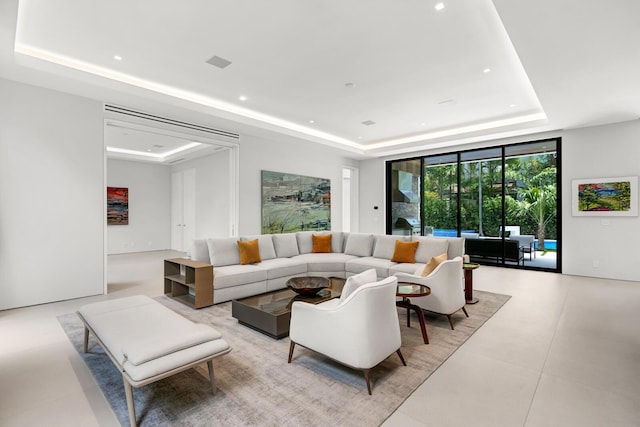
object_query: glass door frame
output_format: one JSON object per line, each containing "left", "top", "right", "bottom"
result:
{"left": 386, "top": 138, "right": 562, "bottom": 273}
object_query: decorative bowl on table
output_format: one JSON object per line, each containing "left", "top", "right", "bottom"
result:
{"left": 286, "top": 276, "right": 329, "bottom": 296}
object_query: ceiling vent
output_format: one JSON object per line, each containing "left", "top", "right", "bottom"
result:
{"left": 104, "top": 105, "right": 240, "bottom": 140}
{"left": 361, "top": 120, "right": 376, "bottom": 126}
{"left": 206, "top": 55, "right": 232, "bottom": 69}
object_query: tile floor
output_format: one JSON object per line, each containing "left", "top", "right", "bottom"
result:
{"left": 0, "top": 250, "right": 638, "bottom": 426}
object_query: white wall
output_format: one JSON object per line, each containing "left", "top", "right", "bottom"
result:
{"left": 0, "top": 78, "right": 104, "bottom": 310}
{"left": 172, "top": 149, "right": 231, "bottom": 239}
{"left": 359, "top": 158, "right": 387, "bottom": 234}
{"left": 235, "top": 134, "right": 360, "bottom": 236}
{"left": 106, "top": 159, "right": 171, "bottom": 254}
{"left": 562, "top": 120, "right": 640, "bottom": 281}
{"left": 358, "top": 119, "right": 640, "bottom": 281}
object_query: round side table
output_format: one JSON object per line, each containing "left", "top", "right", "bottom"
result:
{"left": 463, "top": 263, "right": 480, "bottom": 304}
{"left": 396, "top": 282, "right": 431, "bottom": 344}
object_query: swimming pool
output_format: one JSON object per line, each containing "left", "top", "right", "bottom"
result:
{"left": 534, "top": 240, "right": 557, "bottom": 251}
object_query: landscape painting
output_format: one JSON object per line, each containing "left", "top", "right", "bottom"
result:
{"left": 107, "top": 187, "right": 129, "bottom": 225}
{"left": 572, "top": 176, "right": 638, "bottom": 216}
{"left": 261, "top": 170, "right": 331, "bottom": 234}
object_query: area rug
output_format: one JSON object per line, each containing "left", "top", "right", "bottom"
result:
{"left": 58, "top": 290, "right": 509, "bottom": 426}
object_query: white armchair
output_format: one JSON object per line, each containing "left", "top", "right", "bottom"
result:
{"left": 288, "top": 275, "right": 405, "bottom": 395}
{"left": 394, "top": 256, "right": 468, "bottom": 330}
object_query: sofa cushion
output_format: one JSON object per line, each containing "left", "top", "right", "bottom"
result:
{"left": 238, "top": 239, "right": 262, "bottom": 265}
{"left": 312, "top": 234, "right": 332, "bottom": 253}
{"left": 190, "top": 239, "right": 210, "bottom": 263}
{"left": 344, "top": 233, "right": 374, "bottom": 257}
{"left": 391, "top": 240, "right": 419, "bottom": 263}
{"left": 256, "top": 258, "right": 307, "bottom": 280}
{"left": 207, "top": 237, "right": 241, "bottom": 267}
{"left": 213, "top": 264, "right": 267, "bottom": 289}
{"left": 272, "top": 233, "right": 300, "bottom": 258}
{"left": 389, "top": 262, "right": 425, "bottom": 276}
{"left": 372, "top": 235, "right": 410, "bottom": 260}
{"left": 297, "top": 231, "right": 343, "bottom": 254}
{"left": 242, "top": 235, "right": 276, "bottom": 260}
{"left": 413, "top": 236, "right": 450, "bottom": 263}
{"left": 292, "top": 253, "right": 357, "bottom": 272}
{"left": 345, "top": 256, "right": 396, "bottom": 278}
{"left": 420, "top": 252, "right": 448, "bottom": 277}
{"left": 339, "top": 268, "right": 377, "bottom": 303}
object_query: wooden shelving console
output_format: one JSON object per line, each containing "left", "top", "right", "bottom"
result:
{"left": 164, "top": 258, "right": 213, "bottom": 309}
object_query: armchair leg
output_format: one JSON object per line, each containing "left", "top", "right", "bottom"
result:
{"left": 447, "top": 314, "right": 455, "bottom": 330}
{"left": 363, "top": 369, "right": 372, "bottom": 395}
{"left": 462, "top": 307, "right": 469, "bottom": 317}
{"left": 396, "top": 349, "right": 407, "bottom": 366}
{"left": 288, "top": 341, "right": 296, "bottom": 363}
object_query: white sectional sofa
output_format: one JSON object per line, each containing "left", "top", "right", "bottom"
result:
{"left": 191, "top": 231, "right": 465, "bottom": 304}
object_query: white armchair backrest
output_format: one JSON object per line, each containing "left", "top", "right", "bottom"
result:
{"left": 335, "top": 275, "right": 401, "bottom": 367}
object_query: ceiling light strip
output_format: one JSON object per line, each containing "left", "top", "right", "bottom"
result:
{"left": 365, "top": 112, "right": 547, "bottom": 149}
{"left": 15, "top": 44, "right": 359, "bottom": 149}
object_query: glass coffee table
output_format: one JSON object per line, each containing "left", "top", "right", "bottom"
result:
{"left": 231, "top": 277, "right": 343, "bottom": 339}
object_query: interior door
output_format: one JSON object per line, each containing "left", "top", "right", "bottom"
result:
{"left": 171, "top": 169, "right": 196, "bottom": 251}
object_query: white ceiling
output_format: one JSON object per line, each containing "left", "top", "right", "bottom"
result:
{"left": 2, "top": 0, "right": 640, "bottom": 159}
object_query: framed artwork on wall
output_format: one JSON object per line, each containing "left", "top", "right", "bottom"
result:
{"left": 107, "top": 186, "right": 129, "bottom": 225}
{"left": 572, "top": 176, "right": 638, "bottom": 216}
{"left": 261, "top": 170, "right": 331, "bottom": 234}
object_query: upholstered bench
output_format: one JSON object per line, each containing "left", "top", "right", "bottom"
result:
{"left": 77, "top": 295, "right": 231, "bottom": 427}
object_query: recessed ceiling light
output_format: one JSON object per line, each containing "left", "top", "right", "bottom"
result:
{"left": 509, "top": 104, "right": 517, "bottom": 108}
{"left": 420, "top": 122, "right": 426, "bottom": 126}
{"left": 483, "top": 68, "right": 491, "bottom": 73}
{"left": 362, "top": 120, "right": 376, "bottom": 126}
{"left": 357, "top": 136, "right": 363, "bottom": 140}
{"left": 114, "top": 55, "right": 122, "bottom": 61}
{"left": 239, "top": 95, "right": 247, "bottom": 101}
{"left": 435, "top": 2, "right": 445, "bottom": 11}
{"left": 309, "top": 120, "right": 315, "bottom": 124}
{"left": 345, "top": 82, "right": 355, "bottom": 88}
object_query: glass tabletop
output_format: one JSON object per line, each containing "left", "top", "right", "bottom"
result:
{"left": 396, "top": 282, "right": 430, "bottom": 297}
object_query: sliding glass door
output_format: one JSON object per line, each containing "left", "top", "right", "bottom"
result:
{"left": 387, "top": 138, "right": 560, "bottom": 272}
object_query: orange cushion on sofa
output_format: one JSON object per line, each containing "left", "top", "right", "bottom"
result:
{"left": 238, "top": 239, "right": 262, "bottom": 265}
{"left": 391, "top": 240, "right": 419, "bottom": 263}
{"left": 312, "top": 234, "right": 332, "bottom": 253}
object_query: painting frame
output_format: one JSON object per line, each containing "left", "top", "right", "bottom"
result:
{"left": 572, "top": 176, "right": 638, "bottom": 217}
{"left": 261, "top": 170, "right": 331, "bottom": 234}
{"left": 107, "top": 186, "right": 129, "bottom": 225}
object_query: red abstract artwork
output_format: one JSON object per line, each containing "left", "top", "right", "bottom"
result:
{"left": 107, "top": 187, "right": 129, "bottom": 225}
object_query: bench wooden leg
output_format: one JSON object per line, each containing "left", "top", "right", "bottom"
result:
{"left": 207, "top": 360, "right": 216, "bottom": 394}
{"left": 123, "top": 375, "right": 137, "bottom": 427}
{"left": 83, "top": 327, "right": 89, "bottom": 353}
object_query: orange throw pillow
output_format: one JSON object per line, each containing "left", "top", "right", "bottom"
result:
{"left": 238, "top": 239, "right": 262, "bottom": 265}
{"left": 391, "top": 240, "right": 419, "bottom": 263}
{"left": 312, "top": 234, "right": 332, "bottom": 253}
{"left": 421, "top": 252, "right": 448, "bottom": 277}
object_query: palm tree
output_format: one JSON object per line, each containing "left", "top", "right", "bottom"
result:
{"left": 515, "top": 185, "right": 557, "bottom": 251}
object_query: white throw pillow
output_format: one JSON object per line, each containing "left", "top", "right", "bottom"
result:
{"left": 206, "top": 237, "right": 240, "bottom": 267}
{"left": 413, "top": 236, "right": 450, "bottom": 263}
{"left": 272, "top": 233, "right": 300, "bottom": 258}
{"left": 343, "top": 233, "right": 375, "bottom": 257}
{"left": 339, "top": 268, "right": 377, "bottom": 303}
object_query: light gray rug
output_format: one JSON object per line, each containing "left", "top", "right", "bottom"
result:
{"left": 58, "top": 290, "right": 509, "bottom": 426}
